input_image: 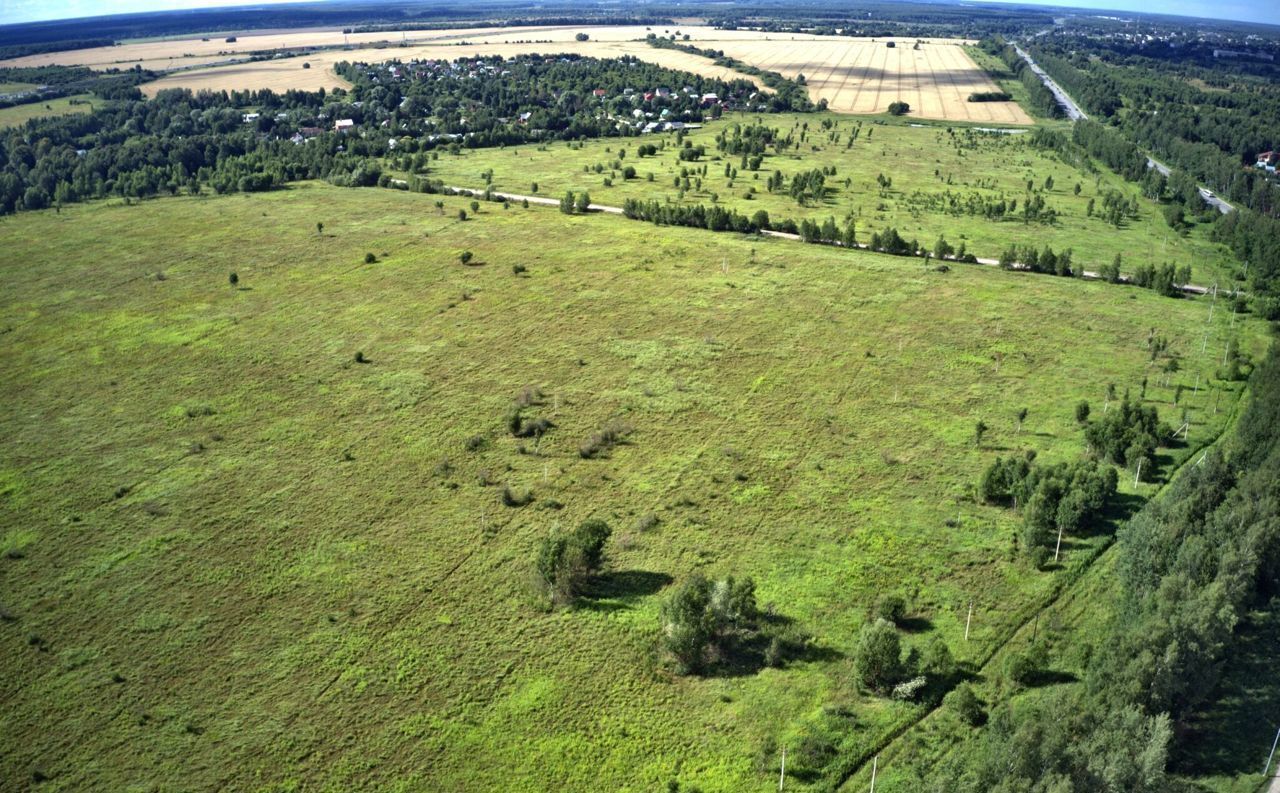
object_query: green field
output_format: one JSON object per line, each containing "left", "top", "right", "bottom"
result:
{"left": 0, "top": 183, "right": 1262, "bottom": 791}
{"left": 0, "top": 81, "right": 38, "bottom": 93}
{"left": 0, "top": 94, "right": 95, "bottom": 128}
{"left": 422, "top": 112, "right": 1236, "bottom": 285}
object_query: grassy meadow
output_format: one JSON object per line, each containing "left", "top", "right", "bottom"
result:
{"left": 0, "top": 183, "right": 1263, "bottom": 791}
{"left": 422, "top": 112, "right": 1237, "bottom": 285}
{"left": 0, "top": 94, "right": 95, "bottom": 128}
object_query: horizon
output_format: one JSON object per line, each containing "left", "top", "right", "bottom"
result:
{"left": 0, "top": 0, "right": 1273, "bottom": 29}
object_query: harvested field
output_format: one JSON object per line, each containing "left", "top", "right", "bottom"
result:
{"left": 714, "top": 37, "right": 1032, "bottom": 123}
{"left": 16, "top": 24, "right": 1029, "bottom": 123}
{"left": 140, "top": 40, "right": 767, "bottom": 97}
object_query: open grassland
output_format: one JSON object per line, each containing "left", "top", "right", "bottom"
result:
{"left": 0, "top": 95, "right": 95, "bottom": 128}
{"left": 0, "top": 184, "right": 1259, "bottom": 791}
{"left": 423, "top": 112, "right": 1236, "bottom": 284}
{"left": 6, "top": 23, "right": 1021, "bottom": 123}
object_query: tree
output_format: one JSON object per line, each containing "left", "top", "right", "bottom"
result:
{"left": 560, "top": 191, "right": 575, "bottom": 214}
{"left": 459, "top": 250, "right": 473, "bottom": 265}
{"left": 876, "top": 594, "right": 907, "bottom": 625}
{"left": 228, "top": 271, "right": 238, "bottom": 287}
{"left": 922, "top": 635, "right": 956, "bottom": 680}
{"left": 458, "top": 208, "right": 467, "bottom": 221}
{"left": 1016, "top": 407, "right": 1029, "bottom": 432}
{"left": 530, "top": 182, "right": 538, "bottom": 193}
{"left": 364, "top": 252, "right": 376, "bottom": 264}
{"left": 945, "top": 683, "right": 983, "bottom": 726}
{"left": 975, "top": 420, "right": 988, "bottom": 447}
{"left": 575, "top": 32, "right": 589, "bottom": 41}
{"left": 316, "top": 221, "right": 324, "bottom": 235}
{"left": 470, "top": 200, "right": 480, "bottom": 213}
{"left": 887, "top": 101, "right": 910, "bottom": 116}
{"left": 575, "top": 191, "right": 592, "bottom": 214}
{"left": 660, "top": 573, "right": 758, "bottom": 675}
{"left": 1075, "top": 400, "right": 1090, "bottom": 424}
{"left": 537, "top": 519, "right": 612, "bottom": 605}
{"left": 854, "top": 618, "right": 902, "bottom": 691}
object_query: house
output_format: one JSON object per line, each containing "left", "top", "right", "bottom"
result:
{"left": 1256, "top": 151, "right": 1278, "bottom": 172}
{"left": 701, "top": 93, "right": 719, "bottom": 105}
{"left": 593, "top": 88, "right": 607, "bottom": 97}
{"left": 334, "top": 119, "right": 355, "bottom": 133}
{"left": 242, "top": 112, "right": 260, "bottom": 123}
{"left": 656, "top": 87, "right": 671, "bottom": 98}
{"left": 299, "top": 126, "right": 324, "bottom": 138}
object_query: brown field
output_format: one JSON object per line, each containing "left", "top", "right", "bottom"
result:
{"left": 714, "top": 37, "right": 1032, "bottom": 123}
{"left": 12, "top": 24, "right": 1028, "bottom": 123}
{"left": 140, "top": 40, "right": 769, "bottom": 97}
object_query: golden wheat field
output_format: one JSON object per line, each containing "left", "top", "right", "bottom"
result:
{"left": 11, "top": 25, "right": 1028, "bottom": 123}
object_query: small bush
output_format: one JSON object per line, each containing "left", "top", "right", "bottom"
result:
{"left": 459, "top": 250, "right": 473, "bottom": 265}
{"left": 891, "top": 675, "right": 928, "bottom": 701}
{"left": 464, "top": 434, "right": 487, "bottom": 452}
{"left": 501, "top": 486, "right": 533, "bottom": 507}
{"left": 512, "top": 263, "right": 527, "bottom": 275}
{"left": 364, "top": 252, "right": 377, "bottom": 264}
{"left": 228, "top": 272, "right": 238, "bottom": 287}
{"left": 875, "top": 594, "right": 907, "bottom": 625}
{"left": 945, "top": 683, "right": 984, "bottom": 725}
{"left": 354, "top": 351, "right": 367, "bottom": 364}
{"left": 579, "top": 420, "right": 633, "bottom": 459}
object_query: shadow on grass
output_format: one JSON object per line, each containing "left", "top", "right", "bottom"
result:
{"left": 704, "top": 630, "right": 845, "bottom": 679}
{"left": 899, "top": 615, "right": 934, "bottom": 633}
{"left": 576, "top": 570, "right": 673, "bottom": 612}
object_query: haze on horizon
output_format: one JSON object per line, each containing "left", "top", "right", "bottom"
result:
{"left": 0, "top": 0, "right": 1274, "bottom": 27}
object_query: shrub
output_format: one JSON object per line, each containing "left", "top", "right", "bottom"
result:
{"left": 887, "top": 100, "right": 911, "bottom": 115}
{"left": 228, "top": 271, "right": 238, "bottom": 286}
{"left": 875, "top": 594, "right": 907, "bottom": 625}
{"left": 501, "top": 486, "right": 533, "bottom": 507}
{"left": 579, "top": 420, "right": 633, "bottom": 458}
{"left": 512, "top": 263, "right": 527, "bottom": 275}
{"left": 353, "top": 351, "right": 367, "bottom": 364}
{"left": 660, "top": 573, "right": 758, "bottom": 674}
{"left": 892, "top": 675, "right": 928, "bottom": 701}
{"left": 464, "top": 434, "right": 486, "bottom": 452}
{"left": 364, "top": 252, "right": 376, "bottom": 264}
{"left": 854, "top": 618, "right": 902, "bottom": 691}
{"left": 537, "top": 519, "right": 612, "bottom": 605}
{"left": 459, "top": 250, "right": 473, "bottom": 265}
{"left": 945, "top": 683, "right": 984, "bottom": 725}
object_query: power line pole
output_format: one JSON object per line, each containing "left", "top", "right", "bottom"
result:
{"left": 869, "top": 755, "right": 878, "bottom": 793}
{"left": 779, "top": 745, "right": 786, "bottom": 792}
{"left": 965, "top": 601, "right": 973, "bottom": 641}
{"left": 1134, "top": 458, "right": 1143, "bottom": 488}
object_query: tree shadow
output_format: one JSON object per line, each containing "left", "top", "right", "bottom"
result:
{"left": 576, "top": 570, "right": 672, "bottom": 612}
{"left": 704, "top": 629, "right": 845, "bottom": 679}
{"left": 1025, "top": 668, "right": 1079, "bottom": 688}
{"left": 898, "top": 615, "right": 934, "bottom": 633}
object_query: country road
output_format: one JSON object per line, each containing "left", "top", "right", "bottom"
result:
{"left": 1013, "top": 43, "right": 1234, "bottom": 215}
{"left": 444, "top": 186, "right": 1213, "bottom": 295}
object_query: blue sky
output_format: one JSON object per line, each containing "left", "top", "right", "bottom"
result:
{"left": 0, "top": 0, "right": 1273, "bottom": 27}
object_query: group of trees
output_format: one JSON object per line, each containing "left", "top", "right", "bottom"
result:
{"left": 996, "top": 244, "right": 1075, "bottom": 276}
{"left": 934, "top": 344, "right": 1280, "bottom": 791}
{"left": 660, "top": 574, "right": 760, "bottom": 674}
{"left": 0, "top": 53, "right": 793, "bottom": 216}
{"left": 979, "top": 454, "right": 1119, "bottom": 562}
{"left": 1083, "top": 395, "right": 1172, "bottom": 474}
{"left": 621, "top": 197, "right": 765, "bottom": 233}
{"left": 977, "top": 38, "right": 1066, "bottom": 119}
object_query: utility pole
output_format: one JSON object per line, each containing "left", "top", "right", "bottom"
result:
{"left": 965, "top": 601, "right": 974, "bottom": 641}
{"left": 1134, "top": 458, "right": 1143, "bottom": 488}
{"left": 779, "top": 746, "right": 786, "bottom": 792}
{"left": 869, "top": 755, "right": 878, "bottom": 793}
{"left": 1053, "top": 525, "right": 1064, "bottom": 563}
